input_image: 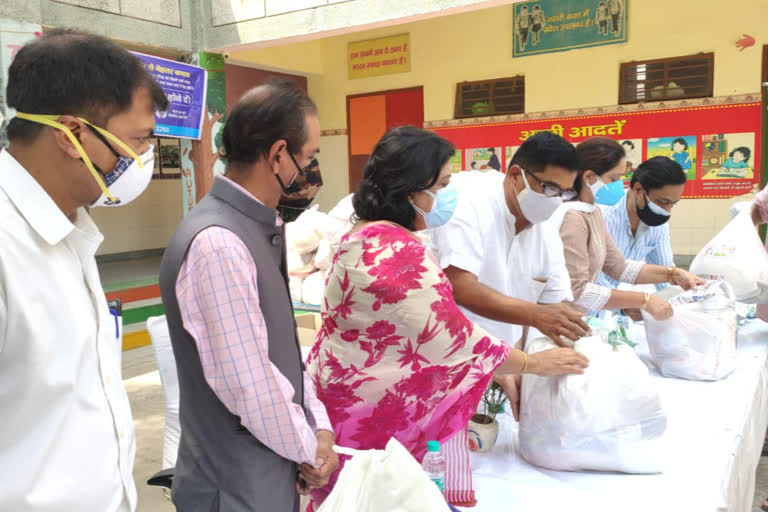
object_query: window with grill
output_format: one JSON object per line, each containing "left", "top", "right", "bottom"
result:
{"left": 455, "top": 76, "right": 525, "bottom": 118}
{"left": 619, "top": 53, "right": 714, "bottom": 104}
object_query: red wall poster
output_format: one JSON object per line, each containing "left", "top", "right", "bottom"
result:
{"left": 431, "top": 102, "right": 762, "bottom": 198}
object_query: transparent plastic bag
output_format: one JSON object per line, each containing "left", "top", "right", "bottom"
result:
{"left": 642, "top": 280, "right": 737, "bottom": 381}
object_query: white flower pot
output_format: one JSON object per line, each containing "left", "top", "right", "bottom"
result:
{"left": 468, "top": 414, "right": 499, "bottom": 453}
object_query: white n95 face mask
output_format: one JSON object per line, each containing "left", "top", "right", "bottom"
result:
{"left": 92, "top": 145, "right": 155, "bottom": 207}
{"left": 517, "top": 169, "right": 562, "bottom": 224}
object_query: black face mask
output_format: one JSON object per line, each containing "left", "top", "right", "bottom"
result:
{"left": 636, "top": 189, "right": 671, "bottom": 227}
{"left": 278, "top": 158, "right": 323, "bottom": 209}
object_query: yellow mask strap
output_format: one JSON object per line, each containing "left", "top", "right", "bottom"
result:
{"left": 13, "top": 113, "right": 141, "bottom": 203}
{"left": 79, "top": 119, "right": 143, "bottom": 167}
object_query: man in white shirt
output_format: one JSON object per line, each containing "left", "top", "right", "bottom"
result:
{"left": 0, "top": 30, "right": 167, "bottom": 511}
{"left": 432, "top": 132, "right": 589, "bottom": 348}
{"left": 432, "top": 133, "right": 589, "bottom": 414}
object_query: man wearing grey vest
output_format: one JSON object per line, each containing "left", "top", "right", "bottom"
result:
{"left": 159, "top": 80, "right": 338, "bottom": 511}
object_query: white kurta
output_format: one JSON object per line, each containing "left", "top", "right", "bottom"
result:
{"left": 0, "top": 149, "right": 136, "bottom": 512}
{"left": 431, "top": 171, "right": 573, "bottom": 345}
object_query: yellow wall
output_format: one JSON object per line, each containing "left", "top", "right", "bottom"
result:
{"left": 231, "top": 0, "right": 768, "bottom": 256}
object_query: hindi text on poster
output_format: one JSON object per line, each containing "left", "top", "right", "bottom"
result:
{"left": 348, "top": 34, "right": 410, "bottom": 80}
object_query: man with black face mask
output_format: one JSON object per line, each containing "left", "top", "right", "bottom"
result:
{"left": 599, "top": 156, "right": 687, "bottom": 292}
{"left": 278, "top": 158, "right": 323, "bottom": 222}
{"left": 159, "top": 80, "right": 337, "bottom": 512}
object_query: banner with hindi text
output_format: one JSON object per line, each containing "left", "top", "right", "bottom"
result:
{"left": 432, "top": 101, "right": 761, "bottom": 199}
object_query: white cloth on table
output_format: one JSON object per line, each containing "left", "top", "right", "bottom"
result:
{"left": 463, "top": 319, "right": 768, "bottom": 512}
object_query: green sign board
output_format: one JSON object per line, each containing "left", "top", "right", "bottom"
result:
{"left": 513, "top": 0, "right": 628, "bottom": 58}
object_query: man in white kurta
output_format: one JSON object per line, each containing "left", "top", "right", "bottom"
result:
{"left": 432, "top": 170, "right": 573, "bottom": 345}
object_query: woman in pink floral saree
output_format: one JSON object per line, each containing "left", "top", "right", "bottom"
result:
{"left": 306, "top": 127, "right": 588, "bottom": 509}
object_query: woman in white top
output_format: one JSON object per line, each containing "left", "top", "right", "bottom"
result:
{"left": 555, "top": 137, "right": 703, "bottom": 319}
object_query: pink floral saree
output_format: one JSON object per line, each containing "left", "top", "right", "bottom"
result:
{"left": 307, "top": 222, "right": 510, "bottom": 508}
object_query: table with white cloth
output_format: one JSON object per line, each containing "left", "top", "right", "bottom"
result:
{"left": 464, "top": 320, "right": 768, "bottom": 512}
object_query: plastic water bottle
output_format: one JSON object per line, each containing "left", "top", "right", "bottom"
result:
{"left": 422, "top": 440, "right": 445, "bottom": 493}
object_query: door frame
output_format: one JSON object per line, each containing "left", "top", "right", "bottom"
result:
{"left": 346, "top": 86, "right": 424, "bottom": 193}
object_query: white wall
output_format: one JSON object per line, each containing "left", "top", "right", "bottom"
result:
{"left": 90, "top": 179, "right": 183, "bottom": 256}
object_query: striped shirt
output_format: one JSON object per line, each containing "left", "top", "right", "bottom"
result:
{"left": 175, "top": 178, "right": 331, "bottom": 466}
{"left": 598, "top": 194, "right": 674, "bottom": 291}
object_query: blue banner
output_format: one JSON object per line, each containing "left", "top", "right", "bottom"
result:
{"left": 133, "top": 52, "right": 207, "bottom": 140}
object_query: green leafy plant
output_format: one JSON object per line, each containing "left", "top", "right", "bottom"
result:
{"left": 476, "top": 381, "right": 507, "bottom": 422}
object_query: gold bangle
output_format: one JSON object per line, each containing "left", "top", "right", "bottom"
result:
{"left": 519, "top": 349, "right": 528, "bottom": 374}
{"left": 641, "top": 292, "right": 650, "bottom": 310}
{"left": 668, "top": 267, "right": 677, "bottom": 284}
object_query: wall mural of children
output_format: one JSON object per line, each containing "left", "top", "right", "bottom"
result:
{"left": 595, "top": 2, "right": 610, "bottom": 35}
{"left": 671, "top": 137, "right": 692, "bottom": 170}
{"left": 717, "top": 146, "right": 752, "bottom": 178}
{"left": 531, "top": 5, "right": 546, "bottom": 46}
{"left": 608, "top": 0, "right": 623, "bottom": 34}
{"left": 721, "top": 146, "right": 751, "bottom": 170}
{"left": 517, "top": 5, "right": 532, "bottom": 51}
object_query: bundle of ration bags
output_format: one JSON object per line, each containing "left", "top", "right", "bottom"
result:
{"left": 519, "top": 330, "right": 667, "bottom": 474}
{"left": 642, "top": 280, "right": 737, "bottom": 381}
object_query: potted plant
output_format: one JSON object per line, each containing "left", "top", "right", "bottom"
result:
{"left": 468, "top": 381, "right": 507, "bottom": 453}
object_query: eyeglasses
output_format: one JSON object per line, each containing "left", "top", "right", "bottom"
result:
{"left": 524, "top": 169, "right": 578, "bottom": 201}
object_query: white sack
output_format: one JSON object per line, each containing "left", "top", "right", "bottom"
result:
{"left": 519, "top": 334, "right": 667, "bottom": 474}
{"left": 317, "top": 439, "right": 451, "bottom": 512}
{"left": 289, "top": 275, "right": 305, "bottom": 304}
{"left": 302, "top": 271, "right": 326, "bottom": 306}
{"left": 642, "top": 280, "right": 737, "bottom": 381}
{"left": 689, "top": 209, "right": 768, "bottom": 303}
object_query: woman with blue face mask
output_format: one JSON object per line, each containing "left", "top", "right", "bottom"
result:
{"left": 306, "top": 126, "right": 588, "bottom": 510}
{"left": 556, "top": 137, "right": 704, "bottom": 321}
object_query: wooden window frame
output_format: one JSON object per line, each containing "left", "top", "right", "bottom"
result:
{"left": 619, "top": 52, "right": 714, "bottom": 105}
{"left": 454, "top": 75, "right": 525, "bottom": 119}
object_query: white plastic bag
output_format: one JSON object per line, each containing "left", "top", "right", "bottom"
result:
{"left": 301, "top": 271, "right": 326, "bottom": 306}
{"left": 286, "top": 205, "right": 329, "bottom": 254}
{"left": 642, "top": 280, "right": 737, "bottom": 381}
{"left": 519, "top": 334, "right": 667, "bottom": 474}
{"left": 317, "top": 439, "right": 451, "bottom": 512}
{"left": 289, "top": 275, "right": 304, "bottom": 304}
{"left": 689, "top": 209, "right": 768, "bottom": 303}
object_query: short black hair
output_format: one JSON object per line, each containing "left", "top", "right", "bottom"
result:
{"left": 730, "top": 146, "right": 751, "bottom": 162}
{"left": 573, "top": 137, "right": 625, "bottom": 193}
{"left": 622, "top": 140, "right": 635, "bottom": 150}
{"left": 470, "top": 161, "right": 478, "bottom": 169}
{"left": 353, "top": 126, "right": 454, "bottom": 231}
{"left": 630, "top": 156, "right": 687, "bottom": 190}
{"left": 221, "top": 78, "right": 317, "bottom": 165}
{"left": 7, "top": 29, "right": 168, "bottom": 141}
{"left": 672, "top": 137, "right": 688, "bottom": 150}
{"left": 508, "top": 131, "right": 578, "bottom": 175}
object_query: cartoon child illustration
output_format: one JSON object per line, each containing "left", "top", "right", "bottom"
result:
{"left": 671, "top": 137, "right": 692, "bottom": 170}
{"left": 608, "top": 0, "right": 623, "bottom": 34}
{"left": 487, "top": 147, "right": 502, "bottom": 172}
{"left": 517, "top": 5, "right": 532, "bottom": 51}
{"left": 595, "top": 2, "right": 610, "bottom": 34}
{"left": 531, "top": 5, "right": 546, "bottom": 46}
{"left": 470, "top": 161, "right": 479, "bottom": 171}
{"left": 622, "top": 140, "right": 637, "bottom": 173}
{"left": 721, "top": 146, "right": 751, "bottom": 169}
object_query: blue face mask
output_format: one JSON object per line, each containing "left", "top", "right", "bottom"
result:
{"left": 413, "top": 183, "right": 459, "bottom": 229}
{"left": 594, "top": 179, "right": 626, "bottom": 206}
